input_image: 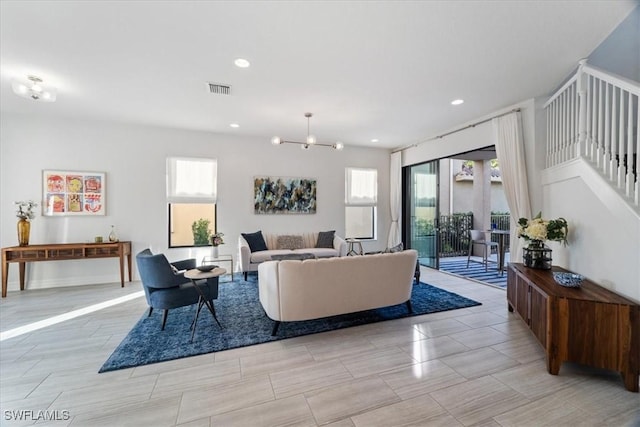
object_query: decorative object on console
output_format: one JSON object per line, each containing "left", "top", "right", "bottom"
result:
{"left": 518, "top": 212, "right": 568, "bottom": 270}
{"left": 254, "top": 176, "right": 316, "bottom": 214}
{"left": 11, "top": 75, "right": 57, "bottom": 102}
{"left": 15, "top": 200, "right": 38, "bottom": 246}
{"left": 552, "top": 272, "right": 584, "bottom": 288}
{"left": 271, "top": 112, "right": 344, "bottom": 150}
{"left": 43, "top": 170, "right": 105, "bottom": 216}
{"left": 108, "top": 225, "right": 119, "bottom": 242}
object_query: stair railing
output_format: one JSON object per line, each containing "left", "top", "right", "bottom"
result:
{"left": 544, "top": 60, "right": 639, "bottom": 207}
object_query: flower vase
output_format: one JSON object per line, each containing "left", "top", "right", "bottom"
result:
{"left": 17, "top": 219, "right": 31, "bottom": 246}
{"left": 211, "top": 245, "right": 219, "bottom": 259}
{"left": 523, "top": 240, "right": 552, "bottom": 270}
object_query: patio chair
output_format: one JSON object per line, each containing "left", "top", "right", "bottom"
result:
{"left": 466, "top": 230, "right": 499, "bottom": 271}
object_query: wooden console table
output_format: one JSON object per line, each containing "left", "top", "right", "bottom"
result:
{"left": 1, "top": 241, "right": 132, "bottom": 298}
{"left": 507, "top": 262, "right": 639, "bottom": 392}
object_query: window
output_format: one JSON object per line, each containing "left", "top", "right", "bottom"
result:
{"left": 345, "top": 167, "right": 377, "bottom": 239}
{"left": 167, "top": 157, "right": 217, "bottom": 248}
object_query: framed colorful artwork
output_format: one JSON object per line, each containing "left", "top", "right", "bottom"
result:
{"left": 42, "top": 170, "right": 106, "bottom": 216}
{"left": 254, "top": 176, "right": 316, "bottom": 214}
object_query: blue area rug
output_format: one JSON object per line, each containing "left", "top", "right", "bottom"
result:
{"left": 99, "top": 275, "right": 481, "bottom": 372}
{"left": 437, "top": 258, "right": 507, "bottom": 288}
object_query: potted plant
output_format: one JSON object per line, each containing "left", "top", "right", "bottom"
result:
{"left": 517, "top": 212, "right": 568, "bottom": 269}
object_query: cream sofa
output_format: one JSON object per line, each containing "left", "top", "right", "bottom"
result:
{"left": 239, "top": 232, "right": 347, "bottom": 280}
{"left": 258, "top": 249, "right": 418, "bottom": 335}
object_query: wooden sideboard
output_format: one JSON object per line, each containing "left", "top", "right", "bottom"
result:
{"left": 507, "top": 262, "right": 639, "bottom": 392}
{"left": 1, "top": 241, "right": 132, "bottom": 298}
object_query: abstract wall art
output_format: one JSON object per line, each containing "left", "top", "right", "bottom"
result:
{"left": 254, "top": 176, "right": 316, "bottom": 214}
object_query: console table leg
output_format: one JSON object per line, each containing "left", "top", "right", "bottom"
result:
{"left": 2, "top": 261, "right": 7, "bottom": 298}
{"left": 546, "top": 357, "right": 561, "bottom": 375}
{"left": 127, "top": 253, "right": 132, "bottom": 282}
{"left": 18, "top": 262, "right": 26, "bottom": 291}
{"left": 621, "top": 372, "right": 639, "bottom": 392}
{"left": 119, "top": 255, "right": 125, "bottom": 287}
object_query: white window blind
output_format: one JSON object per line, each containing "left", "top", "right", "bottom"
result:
{"left": 345, "top": 168, "right": 377, "bottom": 206}
{"left": 167, "top": 157, "right": 217, "bottom": 203}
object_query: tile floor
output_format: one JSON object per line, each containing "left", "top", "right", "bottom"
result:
{"left": 1, "top": 268, "right": 638, "bottom": 426}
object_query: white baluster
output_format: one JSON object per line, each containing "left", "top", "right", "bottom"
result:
{"left": 610, "top": 87, "right": 618, "bottom": 181}
{"left": 618, "top": 90, "right": 626, "bottom": 189}
{"left": 626, "top": 92, "right": 634, "bottom": 197}
{"left": 634, "top": 96, "right": 640, "bottom": 206}
{"left": 603, "top": 82, "right": 610, "bottom": 176}
{"left": 577, "top": 60, "right": 587, "bottom": 159}
{"left": 597, "top": 79, "right": 603, "bottom": 167}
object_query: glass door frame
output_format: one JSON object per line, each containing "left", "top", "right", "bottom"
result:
{"left": 402, "top": 160, "right": 440, "bottom": 269}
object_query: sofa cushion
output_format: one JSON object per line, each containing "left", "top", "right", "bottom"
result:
{"left": 242, "top": 231, "right": 268, "bottom": 252}
{"left": 385, "top": 242, "right": 404, "bottom": 253}
{"left": 250, "top": 250, "right": 293, "bottom": 263}
{"left": 277, "top": 235, "right": 304, "bottom": 250}
{"left": 316, "top": 230, "right": 335, "bottom": 248}
{"left": 294, "top": 248, "right": 337, "bottom": 258}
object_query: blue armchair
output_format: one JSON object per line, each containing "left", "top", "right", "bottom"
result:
{"left": 136, "top": 249, "right": 219, "bottom": 330}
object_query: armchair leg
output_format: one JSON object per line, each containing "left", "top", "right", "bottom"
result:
{"left": 406, "top": 300, "right": 413, "bottom": 314}
{"left": 161, "top": 309, "right": 169, "bottom": 330}
{"left": 244, "top": 272, "right": 248, "bottom": 281}
{"left": 148, "top": 307, "right": 153, "bottom": 317}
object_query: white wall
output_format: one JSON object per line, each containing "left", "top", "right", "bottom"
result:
{"left": 542, "top": 160, "right": 640, "bottom": 302}
{"left": 0, "top": 113, "right": 391, "bottom": 292}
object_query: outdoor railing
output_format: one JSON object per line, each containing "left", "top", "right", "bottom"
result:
{"left": 439, "top": 213, "right": 473, "bottom": 257}
{"left": 413, "top": 213, "right": 511, "bottom": 257}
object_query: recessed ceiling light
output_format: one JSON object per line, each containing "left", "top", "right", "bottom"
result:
{"left": 234, "top": 58, "right": 250, "bottom": 68}
{"left": 371, "top": 139, "right": 379, "bottom": 143}
{"left": 451, "top": 99, "right": 464, "bottom": 105}
{"left": 230, "top": 123, "right": 240, "bottom": 128}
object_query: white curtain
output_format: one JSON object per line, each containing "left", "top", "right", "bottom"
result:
{"left": 388, "top": 152, "right": 402, "bottom": 247}
{"left": 493, "top": 112, "right": 531, "bottom": 262}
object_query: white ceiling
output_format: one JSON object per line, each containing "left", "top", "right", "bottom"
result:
{"left": 1, "top": 1, "right": 637, "bottom": 149}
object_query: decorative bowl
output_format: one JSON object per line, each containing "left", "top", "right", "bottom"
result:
{"left": 196, "top": 265, "right": 217, "bottom": 272}
{"left": 553, "top": 272, "right": 584, "bottom": 288}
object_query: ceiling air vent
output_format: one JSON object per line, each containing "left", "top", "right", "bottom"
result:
{"left": 206, "top": 82, "right": 231, "bottom": 95}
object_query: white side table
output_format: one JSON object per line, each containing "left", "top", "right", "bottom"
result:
{"left": 346, "top": 238, "right": 364, "bottom": 256}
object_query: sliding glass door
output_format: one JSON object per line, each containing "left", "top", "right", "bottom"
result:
{"left": 404, "top": 160, "right": 439, "bottom": 269}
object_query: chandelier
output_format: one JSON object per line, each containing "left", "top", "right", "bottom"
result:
{"left": 271, "top": 113, "right": 344, "bottom": 150}
{"left": 11, "top": 75, "right": 57, "bottom": 102}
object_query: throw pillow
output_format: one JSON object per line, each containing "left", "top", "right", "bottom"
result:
{"left": 241, "top": 231, "right": 268, "bottom": 252}
{"left": 385, "top": 242, "right": 404, "bottom": 253}
{"left": 277, "top": 235, "right": 304, "bottom": 250}
{"left": 316, "top": 230, "right": 335, "bottom": 248}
